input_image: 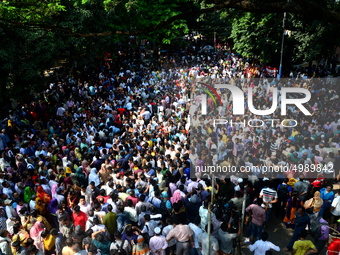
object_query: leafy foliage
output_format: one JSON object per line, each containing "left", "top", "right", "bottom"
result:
{"left": 1, "top": 0, "right": 340, "bottom": 101}
{"left": 230, "top": 12, "right": 284, "bottom": 64}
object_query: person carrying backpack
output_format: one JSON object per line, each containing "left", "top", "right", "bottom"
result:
{"left": 312, "top": 211, "right": 330, "bottom": 255}
{"left": 110, "top": 231, "right": 131, "bottom": 255}
{"left": 276, "top": 178, "right": 292, "bottom": 220}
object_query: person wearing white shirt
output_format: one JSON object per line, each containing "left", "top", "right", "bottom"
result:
{"left": 57, "top": 106, "right": 66, "bottom": 117}
{"left": 91, "top": 218, "right": 110, "bottom": 240}
{"left": 2, "top": 182, "right": 13, "bottom": 200}
{"left": 331, "top": 190, "right": 340, "bottom": 219}
{"left": 94, "top": 209, "right": 106, "bottom": 219}
{"left": 5, "top": 200, "right": 17, "bottom": 220}
{"left": 78, "top": 196, "right": 92, "bottom": 218}
{"left": 249, "top": 232, "right": 280, "bottom": 255}
{"left": 142, "top": 110, "right": 151, "bottom": 120}
{"left": 106, "top": 198, "right": 118, "bottom": 214}
{"left": 29, "top": 196, "right": 36, "bottom": 213}
{"left": 140, "top": 216, "right": 157, "bottom": 238}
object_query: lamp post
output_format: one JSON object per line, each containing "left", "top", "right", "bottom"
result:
{"left": 207, "top": 173, "right": 215, "bottom": 255}
{"left": 279, "top": 12, "right": 287, "bottom": 78}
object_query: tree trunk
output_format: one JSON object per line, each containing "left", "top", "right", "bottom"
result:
{"left": 313, "top": 60, "right": 321, "bottom": 78}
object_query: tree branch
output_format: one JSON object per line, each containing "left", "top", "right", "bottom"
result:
{"left": 1, "top": 0, "right": 340, "bottom": 37}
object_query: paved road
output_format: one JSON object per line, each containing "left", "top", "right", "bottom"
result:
{"left": 239, "top": 184, "right": 340, "bottom": 255}
{"left": 240, "top": 215, "right": 327, "bottom": 255}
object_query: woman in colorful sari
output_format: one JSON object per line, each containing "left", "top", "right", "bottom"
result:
{"left": 304, "top": 191, "right": 324, "bottom": 223}
{"left": 24, "top": 186, "right": 35, "bottom": 205}
{"left": 170, "top": 190, "right": 181, "bottom": 204}
{"left": 67, "top": 191, "right": 78, "bottom": 210}
{"left": 76, "top": 167, "right": 87, "bottom": 187}
{"left": 65, "top": 165, "right": 72, "bottom": 176}
{"left": 12, "top": 223, "right": 30, "bottom": 248}
{"left": 74, "top": 147, "right": 82, "bottom": 161}
{"left": 132, "top": 235, "right": 150, "bottom": 255}
{"left": 283, "top": 191, "right": 303, "bottom": 229}
{"left": 287, "top": 177, "right": 297, "bottom": 189}
{"left": 51, "top": 184, "right": 58, "bottom": 199}
{"left": 162, "top": 191, "right": 172, "bottom": 216}
{"left": 64, "top": 176, "right": 73, "bottom": 190}
{"left": 36, "top": 186, "right": 51, "bottom": 205}
{"left": 29, "top": 220, "right": 45, "bottom": 252}
{"left": 35, "top": 197, "right": 47, "bottom": 216}
{"left": 88, "top": 168, "right": 100, "bottom": 187}
{"left": 81, "top": 160, "right": 90, "bottom": 176}
{"left": 31, "top": 208, "right": 51, "bottom": 231}
{"left": 320, "top": 184, "right": 334, "bottom": 217}
{"left": 47, "top": 198, "right": 59, "bottom": 230}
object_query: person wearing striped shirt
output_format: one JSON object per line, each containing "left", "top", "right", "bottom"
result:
{"left": 259, "top": 181, "right": 278, "bottom": 226}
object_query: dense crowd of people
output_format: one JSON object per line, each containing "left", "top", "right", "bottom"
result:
{"left": 0, "top": 43, "right": 339, "bottom": 255}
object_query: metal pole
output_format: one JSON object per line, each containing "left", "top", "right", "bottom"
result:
{"left": 211, "top": 173, "right": 215, "bottom": 203}
{"left": 279, "top": 12, "right": 286, "bottom": 78}
{"left": 241, "top": 184, "right": 248, "bottom": 239}
{"left": 207, "top": 173, "right": 215, "bottom": 255}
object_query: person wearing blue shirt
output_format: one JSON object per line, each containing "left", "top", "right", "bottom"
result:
{"left": 276, "top": 178, "right": 292, "bottom": 219}
{"left": 98, "top": 197, "right": 109, "bottom": 214}
{"left": 116, "top": 205, "right": 131, "bottom": 233}
{"left": 144, "top": 165, "right": 155, "bottom": 180}
{"left": 184, "top": 161, "right": 190, "bottom": 179}
{"left": 284, "top": 207, "right": 310, "bottom": 252}
{"left": 1, "top": 130, "right": 10, "bottom": 148}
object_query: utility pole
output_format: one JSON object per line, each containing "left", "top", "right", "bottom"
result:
{"left": 207, "top": 173, "right": 215, "bottom": 255}
{"left": 279, "top": 11, "right": 286, "bottom": 78}
{"left": 241, "top": 184, "right": 248, "bottom": 238}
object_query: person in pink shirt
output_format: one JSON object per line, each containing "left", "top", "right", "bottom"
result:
{"left": 124, "top": 190, "right": 139, "bottom": 208}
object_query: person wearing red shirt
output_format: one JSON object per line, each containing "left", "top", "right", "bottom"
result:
{"left": 72, "top": 205, "right": 88, "bottom": 231}
{"left": 97, "top": 189, "right": 111, "bottom": 203}
{"left": 124, "top": 190, "right": 139, "bottom": 208}
{"left": 328, "top": 236, "right": 340, "bottom": 255}
{"left": 117, "top": 108, "right": 125, "bottom": 115}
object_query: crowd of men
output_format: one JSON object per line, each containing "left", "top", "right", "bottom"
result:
{"left": 0, "top": 43, "right": 339, "bottom": 255}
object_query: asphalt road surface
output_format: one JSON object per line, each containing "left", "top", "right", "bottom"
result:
{"left": 239, "top": 183, "right": 340, "bottom": 255}
{"left": 240, "top": 215, "right": 328, "bottom": 255}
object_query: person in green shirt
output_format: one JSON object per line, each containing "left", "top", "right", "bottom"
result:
{"left": 103, "top": 204, "right": 118, "bottom": 238}
{"left": 335, "top": 125, "right": 340, "bottom": 137}
{"left": 294, "top": 130, "right": 304, "bottom": 146}
{"left": 92, "top": 229, "right": 111, "bottom": 255}
{"left": 160, "top": 162, "right": 168, "bottom": 176}
{"left": 292, "top": 229, "right": 318, "bottom": 255}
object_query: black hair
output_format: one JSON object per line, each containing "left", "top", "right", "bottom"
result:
{"left": 299, "top": 229, "right": 307, "bottom": 238}
{"left": 50, "top": 228, "right": 58, "bottom": 236}
{"left": 261, "top": 232, "right": 269, "bottom": 241}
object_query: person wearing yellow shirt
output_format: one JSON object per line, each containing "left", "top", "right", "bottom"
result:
{"left": 148, "top": 139, "right": 153, "bottom": 148}
{"left": 219, "top": 156, "right": 231, "bottom": 168}
{"left": 222, "top": 133, "right": 228, "bottom": 145}
{"left": 292, "top": 229, "right": 318, "bottom": 255}
{"left": 207, "top": 126, "right": 213, "bottom": 134}
{"left": 291, "top": 127, "right": 298, "bottom": 138}
{"left": 42, "top": 230, "right": 56, "bottom": 255}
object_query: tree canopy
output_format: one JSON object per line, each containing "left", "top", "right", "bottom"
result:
{"left": 1, "top": 0, "right": 340, "bottom": 101}
{"left": 2, "top": 0, "right": 340, "bottom": 38}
